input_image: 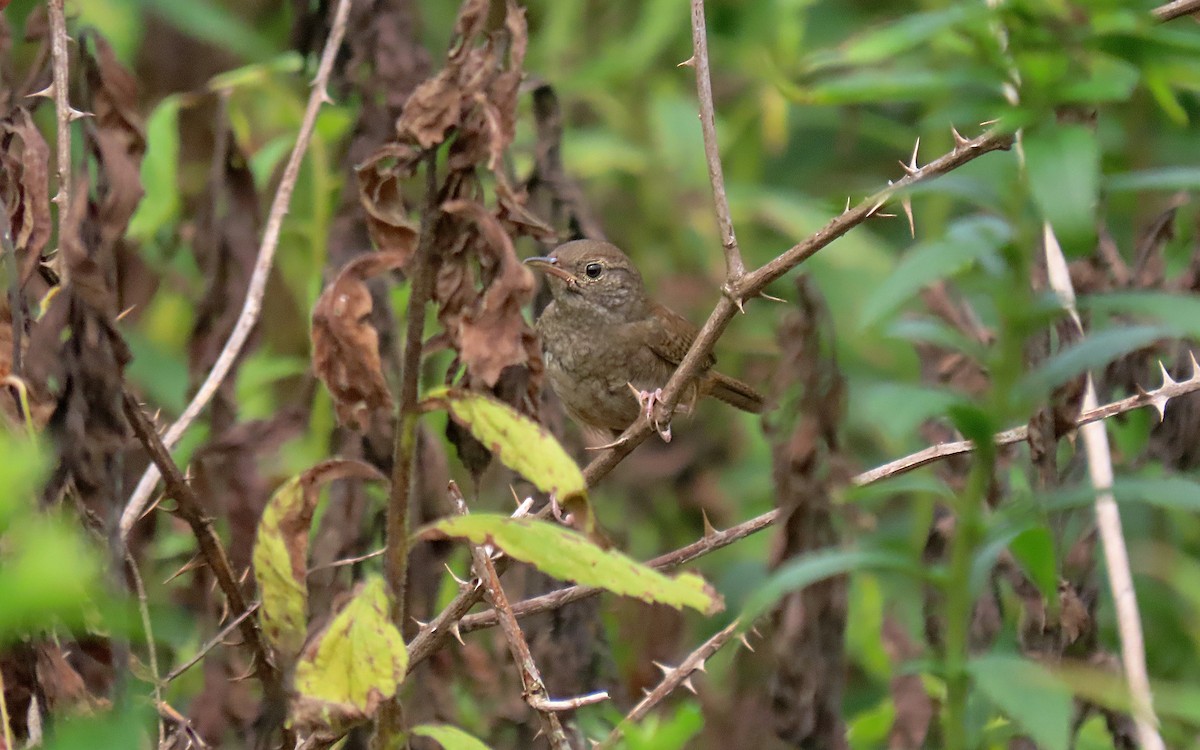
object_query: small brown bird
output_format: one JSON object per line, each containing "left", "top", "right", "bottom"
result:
{"left": 526, "top": 240, "right": 764, "bottom": 442}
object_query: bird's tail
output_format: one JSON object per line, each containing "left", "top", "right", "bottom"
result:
{"left": 705, "top": 371, "right": 765, "bottom": 414}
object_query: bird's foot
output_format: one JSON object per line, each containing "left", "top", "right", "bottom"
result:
{"left": 628, "top": 384, "right": 672, "bottom": 442}
{"left": 549, "top": 494, "right": 574, "bottom": 525}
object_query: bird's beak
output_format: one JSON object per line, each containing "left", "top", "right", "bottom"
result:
{"left": 524, "top": 256, "right": 580, "bottom": 287}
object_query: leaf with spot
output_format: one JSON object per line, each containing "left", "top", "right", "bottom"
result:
{"left": 291, "top": 577, "right": 408, "bottom": 738}
{"left": 423, "top": 514, "right": 723, "bottom": 615}
{"left": 252, "top": 460, "right": 387, "bottom": 658}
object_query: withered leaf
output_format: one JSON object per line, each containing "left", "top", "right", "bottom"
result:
{"left": 1, "top": 108, "right": 51, "bottom": 283}
{"left": 82, "top": 31, "right": 146, "bottom": 254}
{"left": 311, "top": 251, "right": 408, "bottom": 430}
{"left": 443, "top": 199, "right": 535, "bottom": 387}
{"left": 356, "top": 144, "right": 421, "bottom": 264}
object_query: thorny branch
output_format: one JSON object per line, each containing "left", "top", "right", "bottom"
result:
{"left": 45, "top": 0, "right": 71, "bottom": 210}
{"left": 121, "top": 390, "right": 288, "bottom": 739}
{"left": 119, "top": 0, "right": 354, "bottom": 540}
{"left": 450, "top": 483, "right": 575, "bottom": 749}
{"left": 687, "top": 0, "right": 744, "bottom": 287}
{"left": 595, "top": 618, "right": 742, "bottom": 750}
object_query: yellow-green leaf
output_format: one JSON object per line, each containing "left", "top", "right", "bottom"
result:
{"left": 411, "top": 724, "right": 493, "bottom": 750}
{"left": 423, "top": 515, "right": 723, "bottom": 615}
{"left": 252, "top": 459, "right": 387, "bottom": 658}
{"left": 291, "top": 576, "right": 407, "bottom": 736}
{"left": 426, "top": 388, "right": 585, "bottom": 503}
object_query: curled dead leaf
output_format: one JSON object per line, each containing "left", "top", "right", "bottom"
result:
{"left": 311, "top": 252, "right": 408, "bottom": 430}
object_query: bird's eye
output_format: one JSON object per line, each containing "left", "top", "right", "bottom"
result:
{"left": 584, "top": 262, "right": 603, "bottom": 279}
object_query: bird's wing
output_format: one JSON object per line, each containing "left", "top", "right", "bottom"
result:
{"left": 639, "top": 301, "right": 716, "bottom": 370}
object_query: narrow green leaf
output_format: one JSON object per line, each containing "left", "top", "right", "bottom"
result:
{"left": 127, "top": 95, "right": 180, "bottom": 243}
{"left": 253, "top": 460, "right": 387, "bottom": 658}
{"left": 411, "top": 724, "right": 493, "bottom": 750}
{"left": 428, "top": 387, "right": 586, "bottom": 503}
{"left": 861, "top": 215, "right": 1011, "bottom": 328}
{"left": 1024, "top": 124, "right": 1099, "bottom": 257}
{"left": 1083, "top": 292, "right": 1200, "bottom": 339}
{"left": 1107, "top": 167, "right": 1200, "bottom": 193}
{"left": 742, "top": 548, "right": 925, "bottom": 623}
{"left": 970, "top": 654, "right": 1072, "bottom": 750}
{"left": 1043, "top": 476, "right": 1200, "bottom": 514}
{"left": 292, "top": 577, "right": 408, "bottom": 735}
{"left": 424, "top": 515, "right": 723, "bottom": 615}
{"left": 1017, "top": 325, "right": 1170, "bottom": 401}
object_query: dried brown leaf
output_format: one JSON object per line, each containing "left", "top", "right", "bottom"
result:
{"left": 356, "top": 144, "right": 421, "bottom": 263}
{"left": 443, "top": 199, "right": 535, "bottom": 387}
{"left": 311, "top": 251, "right": 408, "bottom": 429}
{"left": 1, "top": 109, "right": 51, "bottom": 283}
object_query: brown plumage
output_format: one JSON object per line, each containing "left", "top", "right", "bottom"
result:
{"left": 527, "top": 239, "right": 764, "bottom": 438}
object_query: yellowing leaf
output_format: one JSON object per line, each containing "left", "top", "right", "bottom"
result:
{"left": 426, "top": 388, "right": 585, "bottom": 503}
{"left": 252, "top": 460, "right": 387, "bottom": 658}
{"left": 423, "top": 515, "right": 723, "bottom": 615}
{"left": 291, "top": 577, "right": 408, "bottom": 737}
{"left": 411, "top": 724, "right": 493, "bottom": 750}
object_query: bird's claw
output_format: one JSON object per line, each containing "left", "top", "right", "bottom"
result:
{"left": 628, "top": 385, "right": 672, "bottom": 443}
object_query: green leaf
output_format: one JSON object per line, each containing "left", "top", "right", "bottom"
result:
{"left": 969, "top": 654, "right": 1072, "bottom": 750}
{"left": 127, "top": 95, "right": 181, "bottom": 242}
{"left": 1016, "top": 324, "right": 1170, "bottom": 401}
{"left": 1024, "top": 124, "right": 1099, "bottom": 257}
{"left": 424, "top": 515, "right": 723, "bottom": 615}
{"left": 1107, "top": 167, "right": 1200, "bottom": 193}
{"left": 1083, "top": 292, "right": 1200, "bottom": 339}
{"left": 742, "top": 548, "right": 925, "bottom": 623}
{"left": 253, "top": 460, "right": 387, "bottom": 658}
{"left": 1043, "top": 476, "right": 1200, "bottom": 514}
{"left": 292, "top": 577, "right": 408, "bottom": 736}
{"left": 861, "top": 215, "right": 1012, "bottom": 328}
{"left": 1008, "top": 527, "right": 1058, "bottom": 604}
{"left": 411, "top": 724, "right": 493, "bottom": 750}
{"left": 428, "top": 387, "right": 586, "bottom": 504}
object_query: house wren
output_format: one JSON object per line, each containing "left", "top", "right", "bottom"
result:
{"left": 526, "top": 240, "right": 764, "bottom": 441}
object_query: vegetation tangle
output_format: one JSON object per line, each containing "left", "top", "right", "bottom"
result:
{"left": 2, "top": 0, "right": 1200, "bottom": 749}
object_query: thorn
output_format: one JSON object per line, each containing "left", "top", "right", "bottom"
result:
{"left": 843, "top": 196, "right": 851, "bottom": 214}
{"left": 652, "top": 660, "right": 674, "bottom": 677}
{"left": 1137, "top": 384, "right": 1169, "bottom": 422}
{"left": 902, "top": 195, "right": 915, "bottom": 238}
{"left": 590, "top": 740, "right": 600, "bottom": 749}
{"left": 316, "top": 88, "right": 335, "bottom": 106}
{"left": 749, "top": 626, "right": 762, "bottom": 638}
{"left": 532, "top": 728, "right": 545, "bottom": 741}
{"left": 449, "top": 621, "right": 465, "bottom": 645}
{"left": 980, "top": 118, "right": 1000, "bottom": 127}
{"left": 738, "top": 633, "right": 756, "bottom": 652}
{"left": 509, "top": 485, "right": 522, "bottom": 507}
{"left": 694, "top": 657, "right": 708, "bottom": 673}
{"left": 512, "top": 496, "right": 534, "bottom": 517}
{"left": 1159, "top": 360, "right": 1178, "bottom": 387}
{"left": 164, "top": 554, "right": 205, "bottom": 584}
{"left": 230, "top": 658, "right": 257, "bottom": 682}
{"left": 641, "top": 687, "right": 652, "bottom": 697}
{"left": 899, "top": 137, "right": 921, "bottom": 175}
{"left": 678, "top": 55, "right": 696, "bottom": 68}
{"left": 865, "top": 197, "right": 887, "bottom": 218}
{"left": 51, "top": 189, "right": 66, "bottom": 205}
{"left": 681, "top": 676, "right": 698, "bottom": 694}
{"left": 27, "top": 83, "right": 55, "bottom": 99}
{"left": 874, "top": 211, "right": 897, "bottom": 218}
{"left": 411, "top": 617, "right": 430, "bottom": 630}
{"left": 701, "top": 509, "right": 718, "bottom": 538}
{"left": 116, "top": 304, "right": 137, "bottom": 321}
{"left": 1190, "top": 351, "right": 1200, "bottom": 380}
{"left": 734, "top": 296, "right": 746, "bottom": 314}
{"left": 758, "top": 291, "right": 786, "bottom": 304}
{"left": 445, "top": 564, "right": 471, "bottom": 588}
{"left": 66, "top": 107, "right": 92, "bottom": 122}
{"left": 951, "top": 124, "right": 970, "bottom": 148}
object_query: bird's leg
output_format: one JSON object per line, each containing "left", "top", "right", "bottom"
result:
{"left": 627, "top": 383, "right": 672, "bottom": 442}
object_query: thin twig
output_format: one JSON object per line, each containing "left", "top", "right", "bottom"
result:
{"left": 1153, "top": 0, "right": 1200, "bottom": 21}
{"left": 0, "top": 661, "right": 13, "bottom": 750}
{"left": 119, "top": 0, "right": 354, "bottom": 541}
{"left": 450, "top": 483, "right": 572, "bottom": 749}
{"left": 46, "top": 0, "right": 71, "bottom": 210}
{"left": 121, "top": 390, "right": 289, "bottom": 742}
{"left": 126, "top": 551, "right": 165, "bottom": 747}
{"left": 1042, "top": 227, "right": 1164, "bottom": 750}
{"left": 595, "top": 618, "right": 741, "bottom": 749}
{"left": 165, "top": 603, "right": 261, "bottom": 684}
{"left": 456, "top": 368, "right": 1200, "bottom": 635}
{"left": 687, "top": 0, "right": 744, "bottom": 288}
